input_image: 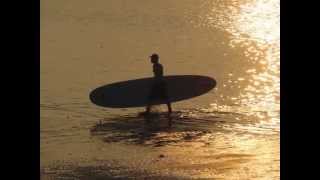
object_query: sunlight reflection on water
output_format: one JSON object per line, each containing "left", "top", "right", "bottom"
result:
{"left": 198, "top": 0, "right": 279, "bottom": 123}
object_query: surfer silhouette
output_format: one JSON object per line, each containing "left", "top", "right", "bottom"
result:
{"left": 145, "top": 53, "right": 172, "bottom": 115}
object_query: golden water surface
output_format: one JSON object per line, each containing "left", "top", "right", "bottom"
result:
{"left": 41, "top": 0, "right": 279, "bottom": 179}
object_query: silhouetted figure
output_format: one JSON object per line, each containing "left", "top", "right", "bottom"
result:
{"left": 145, "top": 53, "right": 172, "bottom": 116}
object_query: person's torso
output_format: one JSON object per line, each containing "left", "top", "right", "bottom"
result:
{"left": 153, "top": 63, "right": 163, "bottom": 78}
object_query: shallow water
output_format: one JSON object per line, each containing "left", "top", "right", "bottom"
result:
{"left": 41, "top": 0, "right": 280, "bottom": 179}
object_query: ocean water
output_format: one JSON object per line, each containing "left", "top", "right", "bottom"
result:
{"left": 41, "top": 0, "right": 280, "bottom": 179}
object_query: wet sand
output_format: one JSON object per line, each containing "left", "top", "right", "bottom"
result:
{"left": 41, "top": 0, "right": 279, "bottom": 179}
{"left": 41, "top": 109, "right": 279, "bottom": 179}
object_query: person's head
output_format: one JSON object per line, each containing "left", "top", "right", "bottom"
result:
{"left": 150, "top": 53, "right": 159, "bottom": 64}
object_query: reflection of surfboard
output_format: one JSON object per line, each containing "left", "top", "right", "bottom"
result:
{"left": 90, "top": 75, "right": 216, "bottom": 108}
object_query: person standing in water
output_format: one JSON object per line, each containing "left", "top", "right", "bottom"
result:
{"left": 145, "top": 53, "right": 172, "bottom": 115}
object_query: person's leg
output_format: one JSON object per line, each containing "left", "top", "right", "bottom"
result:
{"left": 143, "top": 102, "right": 152, "bottom": 123}
{"left": 146, "top": 103, "right": 151, "bottom": 114}
{"left": 166, "top": 100, "right": 172, "bottom": 125}
{"left": 160, "top": 81, "right": 171, "bottom": 114}
{"left": 145, "top": 96, "right": 153, "bottom": 114}
{"left": 146, "top": 82, "right": 156, "bottom": 114}
{"left": 166, "top": 100, "right": 172, "bottom": 114}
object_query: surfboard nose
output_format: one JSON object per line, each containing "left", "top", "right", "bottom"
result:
{"left": 199, "top": 79, "right": 215, "bottom": 87}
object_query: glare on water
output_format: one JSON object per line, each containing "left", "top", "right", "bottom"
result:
{"left": 202, "top": 0, "right": 280, "bottom": 121}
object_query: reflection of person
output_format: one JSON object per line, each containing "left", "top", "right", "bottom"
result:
{"left": 145, "top": 53, "right": 172, "bottom": 115}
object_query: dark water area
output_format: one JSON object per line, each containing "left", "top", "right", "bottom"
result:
{"left": 41, "top": 0, "right": 279, "bottom": 179}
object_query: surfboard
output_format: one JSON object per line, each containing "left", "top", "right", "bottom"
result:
{"left": 89, "top": 75, "right": 216, "bottom": 108}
